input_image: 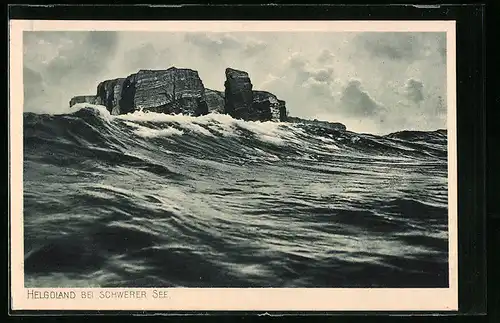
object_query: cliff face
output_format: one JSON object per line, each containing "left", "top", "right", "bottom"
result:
{"left": 205, "top": 89, "right": 225, "bottom": 114}
{"left": 278, "top": 100, "right": 287, "bottom": 121}
{"left": 126, "top": 68, "right": 207, "bottom": 116}
{"left": 73, "top": 67, "right": 208, "bottom": 116}
{"left": 96, "top": 78, "right": 126, "bottom": 115}
{"left": 69, "top": 95, "right": 101, "bottom": 107}
{"left": 252, "top": 91, "right": 287, "bottom": 122}
{"left": 68, "top": 66, "right": 343, "bottom": 130}
{"left": 224, "top": 68, "right": 254, "bottom": 120}
{"left": 205, "top": 89, "right": 287, "bottom": 121}
{"left": 287, "top": 116, "right": 347, "bottom": 131}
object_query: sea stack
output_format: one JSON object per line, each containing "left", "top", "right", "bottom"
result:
{"left": 223, "top": 68, "right": 254, "bottom": 120}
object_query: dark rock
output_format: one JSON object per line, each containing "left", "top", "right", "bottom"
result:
{"left": 278, "top": 100, "right": 287, "bottom": 122}
{"left": 287, "top": 116, "right": 347, "bottom": 131}
{"left": 96, "top": 78, "right": 126, "bottom": 115}
{"left": 74, "top": 67, "right": 209, "bottom": 116}
{"left": 251, "top": 91, "right": 287, "bottom": 122}
{"left": 121, "top": 67, "right": 207, "bottom": 116}
{"left": 205, "top": 89, "right": 225, "bottom": 114}
{"left": 224, "top": 68, "right": 288, "bottom": 122}
{"left": 111, "top": 78, "right": 126, "bottom": 115}
{"left": 69, "top": 95, "right": 101, "bottom": 107}
{"left": 205, "top": 88, "right": 288, "bottom": 122}
{"left": 224, "top": 68, "right": 254, "bottom": 120}
{"left": 128, "top": 67, "right": 208, "bottom": 116}
{"left": 118, "top": 76, "right": 138, "bottom": 115}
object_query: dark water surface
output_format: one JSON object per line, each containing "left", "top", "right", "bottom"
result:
{"left": 23, "top": 106, "right": 449, "bottom": 288}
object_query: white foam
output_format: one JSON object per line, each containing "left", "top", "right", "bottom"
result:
{"left": 315, "top": 136, "right": 336, "bottom": 143}
{"left": 232, "top": 119, "right": 308, "bottom": 146}
{"left": 115, "top": 111, "right": 308, "bottom": 145}
{"left": 117, "top": 112, "right": 234, "bottom": 137}
{"left": 122, "top": 121, "right": 184, "bottom": 138}
{"left": 324, "top": 144, "right": 341, "bottom": 150}
{"left": 297, "top": 153, "right": 317, "bottom": 161}
{"left": 234, "top": 121, "right": 285, "bottom": 145}
{"left": 136, "top": 127, "right": 184, "bottom": 138}
{"left": 251, "top": 148, "right": 281, "bottom": 161}
{"left": 69, "top": 103, "right": 113, "bottom": 122}
{"left": 179, "top": 122, "right": 214, "bottom": 137}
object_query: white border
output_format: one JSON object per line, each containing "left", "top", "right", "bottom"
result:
{"left": 9, "top": 20, "right": 458, "bottom": 312}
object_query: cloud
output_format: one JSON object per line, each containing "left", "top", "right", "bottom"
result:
{"left": 317, "top": 50, "right": 335, "bottom": 64}
{"left": 278, "top": 52, "right": 387, "bottom": 127}
{"left": 353, "top": 32, "right": 447, "bottom": 69}
{"left": 259, "top": 74, "right": 282, "bottom": 88}
{"left": 287, "top": 52, "right": 308, "bottom": 69}
{"left": 302, "top": 78, "right": 335, "bottom": 97}
{"left": 23, "top": 67, "right": 48, "bottom": 112}
{"left": 309, "top": 67, "right": 335, "bottom": 83}
{"left": 436, "top": 33, "right": 447, "bottom": 61}
{"left": 286, "top": 53, "right": 335, "bottom": 85}
{"left": 184, "top": 33, "right": 269, "bottom": 60}
{"left": 24, "top": 66, "right": 43, "bottom": 84}
{"left": 278, "top": 52, "right": 389, "bottom": 126}
{"left": 404, "top": 78, "right": 425, "bottom": 104}
{"left": 355, "top": 32, "right": 425, "bottom": 62}
{"left": 185, "top": 33, "right": 240, "bottom": 50}
{"left": 45, "top": 31, "right": 118, "bottom": 81}
{"left": 339, "top": 80, "right": 384, "bottom": 117}
{"left": 23, "top": 31, "right": 119, "bottom": 113}
{"left": 243, "top": 40, "right": 267, "bottom": 55}
{"left": 122, "top": 43, "right": 171, "bottom": 71}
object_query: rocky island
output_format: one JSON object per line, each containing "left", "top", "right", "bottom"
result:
{"left": 70, "top": 67, "right": 346, "bottom": 130}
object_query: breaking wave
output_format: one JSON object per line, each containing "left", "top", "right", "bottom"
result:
{"left": 23, "top": 104, "right": 449, "bottom": 288}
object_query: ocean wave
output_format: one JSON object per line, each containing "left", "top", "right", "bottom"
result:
{"left": 24, "top": 105, "right": 447, "bottom": 163}
{"left": 23, "top": 104, "right": 449, "bottom": 288}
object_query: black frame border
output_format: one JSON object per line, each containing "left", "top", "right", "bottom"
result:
{"left": 7, "top": 3, "right": 487, "bottom": 317}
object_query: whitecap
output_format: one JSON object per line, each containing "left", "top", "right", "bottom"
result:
{"left": 122, "top": 121, "right": 184, "bottom": 138}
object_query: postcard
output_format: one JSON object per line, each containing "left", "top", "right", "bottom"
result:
{"left": 9, "top": 19, "right": 457, "bottom": 312}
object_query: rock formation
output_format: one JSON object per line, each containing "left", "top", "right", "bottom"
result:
{"left": 96, "top": 78, "right": 126, "bottom": 115}
{"left": 69, "top": 66, "right": 345, "bottom": 129}
{"left": 69, "top": 67, "right": 287, "bottom": 122}
{"left": 205, "top": 89, "right": 225, "bottom": 114}
{"left": 73, "top": 67, "right": 208, "bottom": 116}
{"left": 69, "top": 95, "right": 101, "bottom": 107}
{"left": 252, "top": 91, "right": 287, "bottom": 122}
{"left": 223, "top": 68, "right": 254, "bottom": 120}
{"left": 124, "top": 68, "right": 208, "bottom": 116}
{"left": 287, "top": 116, "right": 347, "bottom": 131}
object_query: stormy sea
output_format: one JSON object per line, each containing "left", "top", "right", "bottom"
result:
{"left": 23, "top": 105, "right": 449, "bottom": 288}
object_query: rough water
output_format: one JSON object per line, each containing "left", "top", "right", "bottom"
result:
{"left": 23, "top": 105, "right": 449, "bottom": 288}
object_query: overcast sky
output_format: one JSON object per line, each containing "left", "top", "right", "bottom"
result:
{"left": 23, "top": 31, "right": 447, "bottom": 134}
